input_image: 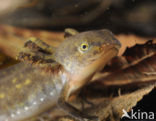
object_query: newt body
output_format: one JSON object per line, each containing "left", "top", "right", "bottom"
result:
{"left": 0, "top": 29, "right": 121, "bottom": 121}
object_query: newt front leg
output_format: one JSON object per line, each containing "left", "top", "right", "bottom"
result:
{"left": 58, "top": 83, "right": 99, "bottom": 121}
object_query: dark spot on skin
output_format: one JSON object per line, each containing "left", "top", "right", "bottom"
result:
{"left": 32, "top": 56, "right": 44, "bottom": 63}
{"left": 38, "top": 49, "right": 52, "bottom": 55}
{"left": 24, "top": 41, "right": 33, "bottom": 48}
{"left": 44, "top": 59, "right": 55, "bottom": 63}
{"left": 92, "top": 42, "right": 102, "bottom": 46}
{"left": 93, "top": 51, "right": 98, "bottom": 55}
{"left": 64, "top": 33, "right": 72, "bottom": 38}
{"left": 74, "top": 47, "right": 77, "bottom": 51}
{"left": 31, "top": 55, "right": 54, "bottom": 63}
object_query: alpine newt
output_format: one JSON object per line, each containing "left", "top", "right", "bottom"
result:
{"left": 0, "top": 29, "right": 121, "bottom": 121}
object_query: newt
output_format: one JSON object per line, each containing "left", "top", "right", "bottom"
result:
{"left": 0, "top": 29, "right": 121, "bottom": 121}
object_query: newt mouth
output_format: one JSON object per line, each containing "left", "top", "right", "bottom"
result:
{"left": 87, "top": 44, "right": 120, "bottom": 65}
{"left": 100, "top": 43, "right": 120, "bottom": 54}
{"left": 101, "top": 40, "right": 121, "bottom": 51}
{"left": 87, "top": 46, "right": 119, "bottom": 72}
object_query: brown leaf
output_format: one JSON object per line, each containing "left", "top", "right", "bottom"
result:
{"left": 86, "top": 85, "right": 156, "bottom": 121}
{"left": 116, "top": 34, "right": 156, "bottom": 56}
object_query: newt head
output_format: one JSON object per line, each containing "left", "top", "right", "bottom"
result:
{"left": 55, "top": 29, "right": 121, "bottom": 92}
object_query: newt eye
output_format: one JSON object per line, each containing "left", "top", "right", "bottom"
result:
{"left": 80, "top": 43, "right": 89, "bottom": 51}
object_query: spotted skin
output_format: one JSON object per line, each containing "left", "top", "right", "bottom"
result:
{"left": 0, "top": 29, "right": 121, "bottom": 121}
{"left": 0, "top": 63, "right": 64, "bottom": 121}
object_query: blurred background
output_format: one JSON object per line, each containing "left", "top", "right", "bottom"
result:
{"left": 0, "top": 0, "right": 156, "bottom": 36}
